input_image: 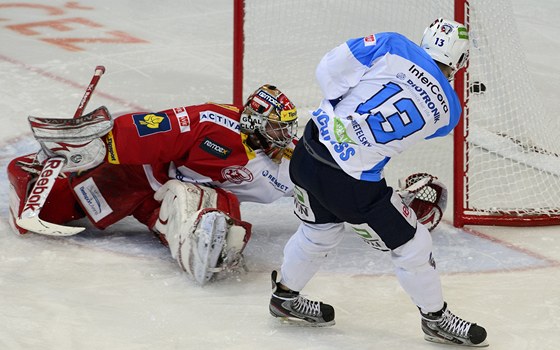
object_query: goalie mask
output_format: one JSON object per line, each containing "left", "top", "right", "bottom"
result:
{"left": 241, "top": 85, "right": 298, "bottom": 160}
{"left": 420, "top": 18, "right": 469, "bottom": 80}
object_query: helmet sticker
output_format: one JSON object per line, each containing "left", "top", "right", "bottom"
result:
{"left": 458, "top": 27, "right": 469, "bottom": 40}
{"left": 440, "top": 23, "right": 453, "bottom": 34}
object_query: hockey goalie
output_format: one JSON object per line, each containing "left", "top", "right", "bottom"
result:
{"left": 7, "top": 84, "right": 299, "bottom": 285}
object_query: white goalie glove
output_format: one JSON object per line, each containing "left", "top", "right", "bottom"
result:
{"left": 153, "top": 180, "right": 251, "bottom": 285}
{"left": 397, "top": 173, "right": 448, "bottom": 231}
{"left": 29, "top": 106, "right": 113, "bottom": 173}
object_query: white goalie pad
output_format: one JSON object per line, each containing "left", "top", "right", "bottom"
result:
{"left": 180, "top": 209, "right": 249, "bottom": 285}
{"left": 153, "top": 180, "right": 250, "bottom": 285}
{"left": 185, "top": 210, "right": 228, "bottom": 284}
{"left": 397, "top": 173, "right": 448, "bottom": 231}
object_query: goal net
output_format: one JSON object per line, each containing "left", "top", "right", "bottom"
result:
{"left": 234, "top": 0, "right": 560, "bottom": 227}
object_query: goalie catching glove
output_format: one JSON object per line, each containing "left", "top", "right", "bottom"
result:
{"left": 397, "top": 173, "right": 448, "bottom": 231}
{"left": 153, "top": 180, "right": 252, "bottom": 285}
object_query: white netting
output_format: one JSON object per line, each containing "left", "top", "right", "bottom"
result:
{"left": 464, "top": 0, "right": 560, "bottom": 217}
{"left": 243, "top": 0, "right": 453, "bottom": 111}
{"left": 241, "top": 0, "right": 560, "bottom": 224}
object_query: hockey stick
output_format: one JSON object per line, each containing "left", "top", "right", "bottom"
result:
{"left": 16, "top": 66, "right": 106, "bottom": 236}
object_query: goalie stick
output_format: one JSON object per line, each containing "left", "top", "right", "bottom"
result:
{"left": 16, "top": 66, "right": 106, "bottom": 236}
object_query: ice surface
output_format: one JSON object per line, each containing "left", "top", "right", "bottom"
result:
{"left": 1, "top": 1, "right": 560, "bottom": 349}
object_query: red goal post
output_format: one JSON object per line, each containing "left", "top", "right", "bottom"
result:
{"left": 233, "top": 0, "right": 560, "bottom": 227}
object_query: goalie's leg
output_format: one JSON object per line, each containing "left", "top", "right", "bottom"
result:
{"left": 153, "top": 180, "right": 251, "bottom": 285}
{"left": 181, "top": 209, "right": 250, "bottom": 284}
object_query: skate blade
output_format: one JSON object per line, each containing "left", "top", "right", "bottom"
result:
{"left": 271, "top": 313, "right": 335, "bottom": 328}
{"left": 424, "top": 334, "right": 489, "bottom": 347}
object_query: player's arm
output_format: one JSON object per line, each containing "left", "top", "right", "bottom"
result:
{"left": 27, "top": 106, "right": 195, "bottom": 172}
{"left": 105, "top": 108, "right": 195, "bottom": 165}
{"left": 316, "top": 36, "right": 381, "bottom": 103}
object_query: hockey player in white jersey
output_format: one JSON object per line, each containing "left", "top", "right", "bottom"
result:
{"left": 269, "top": 18, "right": 488, "bottom": 347}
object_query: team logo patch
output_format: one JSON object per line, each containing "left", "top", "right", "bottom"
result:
{"left": 173, "top": 107, "right": 191, "bottom": 133}
{"left": 199, "top": 137, "right": 231, "bottom": 159}
{"left": 222, "top": 166, "right": 253, "bottom": 184}
{"left": 334, "top": 117, "right": 355, "bottom": 144}
{"left": 132, "top": 112, "right": 171, "bottom": 137}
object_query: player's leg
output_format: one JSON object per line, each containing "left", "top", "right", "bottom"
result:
{"left": 359, "top": 189, "right": 488, "bottom": 347}
{"left": 270, "top": 218, "right": 341, "bottom": 326}
{"left": 270, "top": 132, "right": 345, "bottom": 326}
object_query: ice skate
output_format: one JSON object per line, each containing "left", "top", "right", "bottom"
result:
{"left": 421, "top": 302, "right": 488, "bottom": 347}
{"left": 269, "top": 271, "right": 335, "bottom": 327}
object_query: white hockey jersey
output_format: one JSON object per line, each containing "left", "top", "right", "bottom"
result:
{"left": 313, "top": 32, "right": 461, "bottom": 181}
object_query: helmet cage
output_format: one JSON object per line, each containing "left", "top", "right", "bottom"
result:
{"left": 241, "top": 85, "right": 298, "bottom": 149}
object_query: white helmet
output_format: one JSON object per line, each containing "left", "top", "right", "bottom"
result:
{"left": 421, "top": 18, "right": 469, "bottom": 77}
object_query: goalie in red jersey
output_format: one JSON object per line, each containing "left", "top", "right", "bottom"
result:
{"left": 7, "top": 84, "right": 298, "bottom": 285}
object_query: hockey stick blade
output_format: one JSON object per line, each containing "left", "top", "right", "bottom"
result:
{"left": 16, "top": 157, "right": 85, "bottom": 236}
{"left": 17, "top": 216, "right": 84, "bottom": 236}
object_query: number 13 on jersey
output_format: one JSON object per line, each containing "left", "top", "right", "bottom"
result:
{"left": 356, "top": 82, "right": 425, "bottom": 144}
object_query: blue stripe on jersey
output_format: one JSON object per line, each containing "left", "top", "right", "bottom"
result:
{"left": 346, "top": 32, "right": 461, "bottom": 138}
{"left": 360, "top": 156, "right": 390, "bottom": 181}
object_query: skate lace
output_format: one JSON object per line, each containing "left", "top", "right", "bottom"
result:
{"left": 439, "top": 309, "right": 471, "bottom": 338}
{"left": 292, "top": 295, "right": 321, "bottom": 317}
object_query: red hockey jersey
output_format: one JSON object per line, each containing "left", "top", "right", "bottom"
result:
{"left": 104, "top": 102, "right": 295, "bottom": 204}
